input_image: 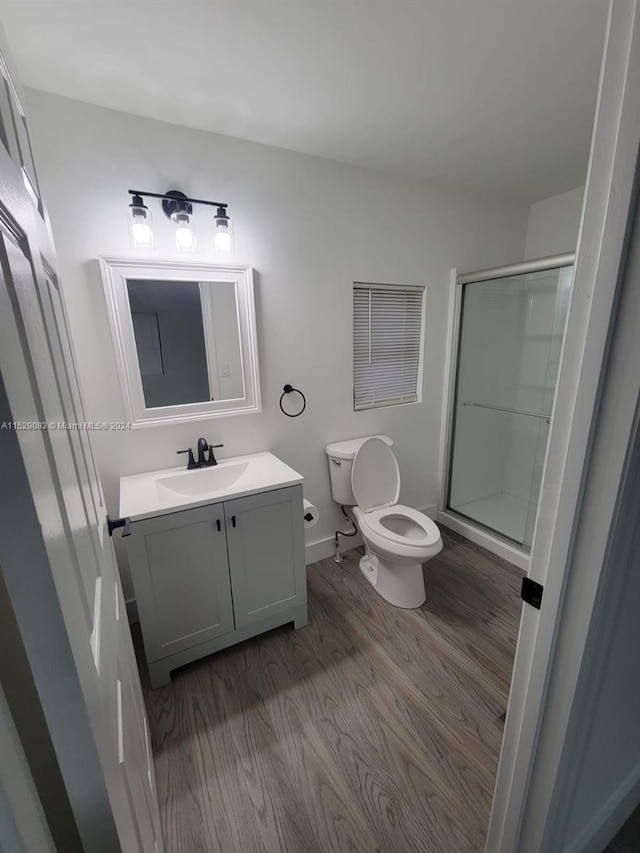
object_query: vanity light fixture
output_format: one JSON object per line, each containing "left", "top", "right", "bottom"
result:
{"left": 127, "top": 188, "right": 233, "bottom": 256}
{"left": 128, "top": 193, "right": 153, "bottom": 249}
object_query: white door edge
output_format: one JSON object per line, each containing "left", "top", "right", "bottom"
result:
{"left": 486, "top": 1, "right": 640, "bottom": 851}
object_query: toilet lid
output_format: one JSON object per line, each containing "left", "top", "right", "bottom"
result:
{"left": 351, "top": 437, "right": 400, "bottom": 512}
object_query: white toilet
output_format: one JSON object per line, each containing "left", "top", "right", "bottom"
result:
{"left": 325, "top": 435, "right": 443, "bottom": 609}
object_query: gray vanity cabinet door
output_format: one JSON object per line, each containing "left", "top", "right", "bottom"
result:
{"left": 224, "top": 485, "right": 306, "bottom": 630}
{"left": 127, "top": 505, "right": 235, "bottom": 663}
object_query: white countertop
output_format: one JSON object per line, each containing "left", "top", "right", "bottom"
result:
{"left": 119, "top": 451, "right": 304, "bottom": 521}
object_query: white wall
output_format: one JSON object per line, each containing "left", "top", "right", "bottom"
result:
{"left": 524, "top": 186, "right": 584, "bottom": 260}
{"left": 25, "top": 89, "right": 529, "bottom": 599}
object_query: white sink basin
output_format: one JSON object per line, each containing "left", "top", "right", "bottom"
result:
{"left": 119, "top": 452, "right": 304, "bottom": 521}
{"left": 157, "top": 462, "right": 249, "bottom": 497}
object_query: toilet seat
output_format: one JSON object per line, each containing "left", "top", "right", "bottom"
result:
{"left": 360, "top": 504, "right": 440, "bottom": 549}
{"left": 351, "top": 438, "right": 441, "bottom": 557}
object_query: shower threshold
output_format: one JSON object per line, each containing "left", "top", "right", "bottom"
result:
{"left": 437, "top": 495, "right": 531, "bottom": 570}
{"left": 452, "top": 491, "right": 532, "bottom": 545}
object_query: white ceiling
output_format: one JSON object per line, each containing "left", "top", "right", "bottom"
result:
{"left": 0, "top": 0, "right": 608, "bottom": 202}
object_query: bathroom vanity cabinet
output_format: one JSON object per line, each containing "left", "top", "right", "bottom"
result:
{"left": 125, "top": 484, "right": 307, "bottom": 688}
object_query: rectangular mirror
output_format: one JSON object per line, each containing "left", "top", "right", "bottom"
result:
{"left": 99, "top": 258, "right": 261, "bottom": 427}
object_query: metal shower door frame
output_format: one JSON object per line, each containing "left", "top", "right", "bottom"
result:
{"left": 437, "top": 253, "right": 575, "bottom": 556}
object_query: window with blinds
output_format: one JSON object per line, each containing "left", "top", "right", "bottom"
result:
{"left": 353, "top": 283, "right": 425, "bottom": 410}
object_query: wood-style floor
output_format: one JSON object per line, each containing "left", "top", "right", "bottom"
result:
{"left": 139, "top": 529, "right": 523, "bottom": 853}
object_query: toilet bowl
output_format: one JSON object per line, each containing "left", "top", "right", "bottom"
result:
{"left": 325, "top": 435, "right": 443, "bottom": 608}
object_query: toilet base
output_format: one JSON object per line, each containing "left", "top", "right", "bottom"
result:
{"left": 359, "top": 552, "right": 426, "bottom": 609}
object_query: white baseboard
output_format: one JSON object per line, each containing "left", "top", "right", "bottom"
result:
{"left": 566, "top": 763, "right": 640, "bottom": 853}
{"left": 305, "top": 531, "right": 363, "bottom": 565}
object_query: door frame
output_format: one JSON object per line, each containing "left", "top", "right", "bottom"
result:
{"left": 486, "top": 1, "right": 640, "bottom": 850}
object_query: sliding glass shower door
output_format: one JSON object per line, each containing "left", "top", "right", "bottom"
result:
{"left": 447, "top": 264, "right": 572, "bottom": 549}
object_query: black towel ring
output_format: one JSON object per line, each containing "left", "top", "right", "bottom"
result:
{"left": 279, "top": 384, "right": 306, "bottom": 418}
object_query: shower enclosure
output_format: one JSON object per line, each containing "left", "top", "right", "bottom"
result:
{"left": 443, "top": 255, "right": 573, "bottom": 554}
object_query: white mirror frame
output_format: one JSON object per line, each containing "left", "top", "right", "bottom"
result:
{"left": 99, "top": 257, "right": 261, "bottom": 428}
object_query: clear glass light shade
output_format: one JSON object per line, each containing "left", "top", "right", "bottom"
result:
{"left": 129, "top": 198, "right": 153, "bottom": 249}
{"left": 131, "top": 220, "right": 153, "bottom": 247}
{"left": 214, "top": 215, "right": 234, "bottom": 256}
{"left": 175, "top": 224, "right": 196, "bottom": 253}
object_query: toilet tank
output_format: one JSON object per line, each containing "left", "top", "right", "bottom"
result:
{"left": 325, "top": 435, "right": 393, "bottom": 506}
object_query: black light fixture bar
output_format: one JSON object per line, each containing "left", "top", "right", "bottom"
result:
{"left": 128, "top": 189, "right": 228, "bottom": 209}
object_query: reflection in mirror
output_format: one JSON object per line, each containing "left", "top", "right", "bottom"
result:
{"left": 126, "top": 279, "right": 243, "bottom": 408}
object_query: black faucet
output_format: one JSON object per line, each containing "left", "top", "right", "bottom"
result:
{"left": 177, "top": 438, "right": 224, "bottom": 470}
{"left": 196, "top": 437, "right": 210, "bottom": 467}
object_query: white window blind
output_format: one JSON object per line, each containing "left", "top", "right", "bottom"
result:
{"left": 353, "top": 283, "right": 425, "bottom": 410}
